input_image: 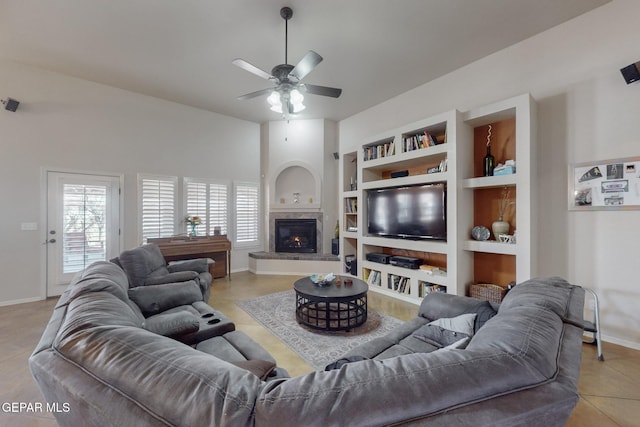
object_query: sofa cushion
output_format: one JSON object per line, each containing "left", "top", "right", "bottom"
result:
{"left": 128, "top": 280, "right": 202, "bottom": 316}
{"left": 145, "top": 270, "right": 199, "bottom": 286}
{"left": 144, "top": 312, "right": 200, "bottom": 337}
{"left": 168, "top": 258, "right": 210, "bottom": 274}
{"left": 59, "top": 261, "right": 130, "bottom": 306}
{"left": 419, "top": 292, "right": 489, "bottom": 321}
{"left": 196, "top": 331, "right": 276, "bottom": 364}
{"left": 412, "top": 313, "right": 476, "bottom": 348}
{"left": 117, "top": 244, "right": 168, "bottom": 287}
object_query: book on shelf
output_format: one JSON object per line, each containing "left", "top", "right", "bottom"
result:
{"left": 366, "top": 270, "right": 382, "bottom": 286}
{"left": 388, "top": 274, "right": 410, "bottom": 294}
{"left": 363, "top": 140, "right": 395, "bottom": 161}
{"left": 344, "top": 198, "right": 358, "bottom": 213}
{"left": 401, "top": 131, "right": 442, "bottom": 153}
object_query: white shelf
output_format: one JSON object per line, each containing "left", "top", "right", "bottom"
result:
{"left": 362, "top": 171, "right": 450, "bottom": 190}
{"left": 342, "top": 231, "right": 358, "bottom": 239}
{"left": 362, "top": 143, "right": 448, "bottom": 170}
{"left": 462, "top": 174, "right": 517, "bottom": 189}
{"left": 463, "top": 240, "right": 517, "bottom": 255}
{"left": 361, "top": 236, "right": 449, "bottom": 255}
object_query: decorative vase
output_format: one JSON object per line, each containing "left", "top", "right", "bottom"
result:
{"left": 492, "top": 217, "right": 509, "bottom": 240}
{"left": 190, "top": 223, "right": 197, "bottom": 237}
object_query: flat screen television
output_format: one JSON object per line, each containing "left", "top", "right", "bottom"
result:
{"left": 366, "top": 182, "right": 446, "bottom": 241}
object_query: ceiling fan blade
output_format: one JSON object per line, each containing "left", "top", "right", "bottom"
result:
{"left": 301, "top": 84, "right": 342, "bottom": 98}
{"left": 237, "top": 88, "right": 273, "bottom": 101}
{"left": 289, "top": 50, "right": 323, "bottom": 81}
{"left": 232, "top": 58, "right": 273, "bottom": 81}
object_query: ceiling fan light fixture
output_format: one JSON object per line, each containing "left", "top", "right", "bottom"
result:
{"left": 267, "top": 90, "right": 282, "bottom": 112}
{"left": 290, "top": 89, "right": 305, "bottom": 113}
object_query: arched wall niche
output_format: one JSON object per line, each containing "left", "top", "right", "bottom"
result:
{"left": 270, "top": 161, "right": 321, "bottom": 210}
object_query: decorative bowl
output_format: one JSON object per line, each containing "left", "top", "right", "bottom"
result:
{"left": 471, "top": 226, "right": 490, "bottom": 241}
{"left": 310, "top": 273, "right": 336, "bottom": 287}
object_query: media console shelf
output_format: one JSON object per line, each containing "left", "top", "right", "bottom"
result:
{"left": 339, "top": 93, "right": 537, "bottom": 305}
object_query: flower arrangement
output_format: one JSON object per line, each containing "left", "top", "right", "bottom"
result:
{"left": 185, "top": 215, "right": 201, "bottom": 236}
{"left": 498, "top": 188, "right": 515, "bottom": 221}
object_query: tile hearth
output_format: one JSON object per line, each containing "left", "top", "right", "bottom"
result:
{"left": 248, "top": 251, "right": 341, "bottom": 276}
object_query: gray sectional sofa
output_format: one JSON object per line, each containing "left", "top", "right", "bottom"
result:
{"left": 30, "top": 259, "right": 584, "bottom": 427}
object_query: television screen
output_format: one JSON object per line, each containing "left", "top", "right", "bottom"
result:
{"left": 367, "top": 183, "right": 446, "bottom": 240}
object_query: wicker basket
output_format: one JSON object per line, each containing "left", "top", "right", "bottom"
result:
{"left": 469, "top": 283, "right": 507, "bottom": 304}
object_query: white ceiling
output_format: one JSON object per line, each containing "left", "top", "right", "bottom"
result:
{"left": 0, "top": 0, "right": 609, "bottom": 123}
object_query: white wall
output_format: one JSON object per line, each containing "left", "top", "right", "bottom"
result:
{"left": 0, "top": 61, "right": 261, "bottom": 304}
{"left": 339, "top": 0, "right": 640, "bottom": 348}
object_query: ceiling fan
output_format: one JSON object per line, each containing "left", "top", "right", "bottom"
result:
{"left": 232, "top": 6, "right": 342, "bottom": 116}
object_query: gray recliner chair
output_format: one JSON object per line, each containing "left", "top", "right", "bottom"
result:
{"left": 113, "top": 243, "right": 212, "bottom": 302}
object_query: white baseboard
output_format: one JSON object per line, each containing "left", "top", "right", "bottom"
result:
{"left": 0, "top": 296, "right": 45, "bottom": 307}
{"left": 601, "top": 334, "right": 640, "bottom": 351}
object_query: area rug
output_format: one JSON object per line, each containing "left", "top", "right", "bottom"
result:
{"left": 236, "top": 290, "right": 402, "bottom": 370}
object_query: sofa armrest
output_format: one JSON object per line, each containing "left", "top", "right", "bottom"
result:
{"left": 144, "top": 311, "right": 200, "bottom": 337}
{"left": 145, "top": 271, "right": 198, "bottom": 285}
{"left": 128, "top": 280, "right": 203, "bottom": 316}
{"left": 168, "top": 258, "right": 211, "bottom": 274}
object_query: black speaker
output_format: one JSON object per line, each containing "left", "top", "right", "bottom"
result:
{"left": 3, "top": 97, "right": 19, "bottom": 112}
{"left": 331, "top": 238, "right": 339, "bottom": 255}
{"left": 620, "top": 62, "right": 640, "bottom": 84}
{"left": 390, "top": 170, "right": 409, "bottom": 178}
{"left": 344, "top": 255, "right": 357, "bottom": 275}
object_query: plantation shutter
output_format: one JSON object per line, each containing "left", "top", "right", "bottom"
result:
{"left": 235, "top": 182, "right": 259, "bottom": 246}
{"left": 184, "top": 179, "right": 228, "bottom": 236}
{"left": 140, "top": 176, "right": 176, "bottom": 242}
{"left": 185, "top": 181, "right": 207, "bottom": 236}
{"left": 209, "top": 183, "right": 228, "bottom": 235}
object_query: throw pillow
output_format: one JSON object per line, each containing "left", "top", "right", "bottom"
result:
{"left": 144, "top": 312, "right": 200, "bottom": 337}
{"left": 412, "top": 313, "right": 476, "bottom": 348}
{"left": 128, "top": 280, "right": 202, "bottom": 316}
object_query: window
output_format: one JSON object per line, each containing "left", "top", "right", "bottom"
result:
{"left": 184, "top": 178, "right": 228, "bottom": 236}
{"left": 234, "top": 182, "right": 260, "bottom": 247}
{"left": 139, "top": 175, "right": 177, "bottom": 242}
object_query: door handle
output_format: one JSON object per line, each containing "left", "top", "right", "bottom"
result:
{"left": 48, "top": 238, "right": 56, "bottom": 243}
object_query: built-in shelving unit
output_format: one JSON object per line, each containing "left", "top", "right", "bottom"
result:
{"left": 459, "top": 93, "right": 537, "bottom": 288}
{"left": 340, "top": 93, "right": 536, "bottom": 305}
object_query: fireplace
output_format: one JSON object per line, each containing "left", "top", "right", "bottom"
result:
{"left": 275, "top": 219, "right": 317, "bottom": 253}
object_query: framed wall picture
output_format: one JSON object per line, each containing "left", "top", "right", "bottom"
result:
{"left": 569, "top": 156, "right": 640, "bottom": 210}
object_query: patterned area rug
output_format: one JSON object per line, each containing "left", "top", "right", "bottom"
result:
{"left": 236, "top": 290, "right": 403, "bottom": 370}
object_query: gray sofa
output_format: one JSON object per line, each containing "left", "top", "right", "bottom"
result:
{"left": 30, "top": 261, "right": 584, "bottom": 427}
